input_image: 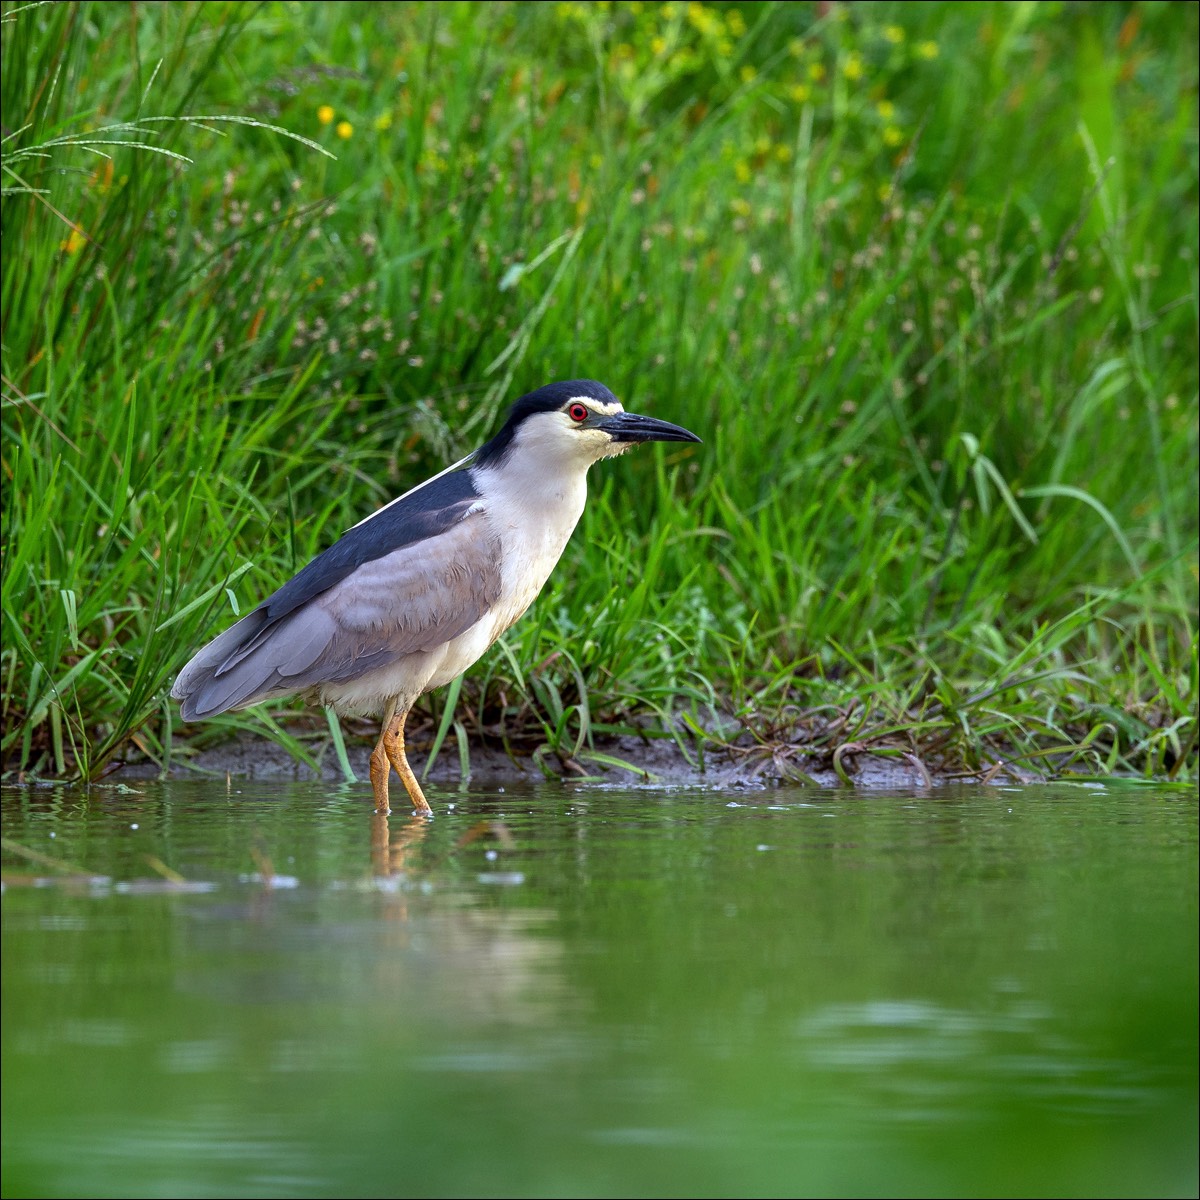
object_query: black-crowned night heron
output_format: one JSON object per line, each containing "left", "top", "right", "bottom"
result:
{"left": 171, "top": 380, "right": 700, "bottom": 814}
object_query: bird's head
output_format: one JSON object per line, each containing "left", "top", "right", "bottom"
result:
{"left": 475, "top": 379, "right": 701, "bottom": 472}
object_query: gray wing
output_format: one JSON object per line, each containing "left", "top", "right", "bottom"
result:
{"left": 172, "top": 509, "right": 502, "bottom": 719}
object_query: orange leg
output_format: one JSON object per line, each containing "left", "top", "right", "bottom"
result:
{"left": 369, "top": 701, "right": 432, "bottom": 816}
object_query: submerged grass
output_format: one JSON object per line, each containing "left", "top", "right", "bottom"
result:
{"left": 2, "top": 1, "right": 1196, "bottom": 785}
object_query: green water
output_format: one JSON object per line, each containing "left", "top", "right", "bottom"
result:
{"left": 2, "top": 779, "right": 1196, "bottom": 1198}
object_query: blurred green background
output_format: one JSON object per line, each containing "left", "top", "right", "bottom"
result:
{"left": 2, "top": 0, "right": 1196, "bottom": 783}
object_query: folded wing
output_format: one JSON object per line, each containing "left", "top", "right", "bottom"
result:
{"left": 172, "top": 471, "right": 500, "bottom": 719}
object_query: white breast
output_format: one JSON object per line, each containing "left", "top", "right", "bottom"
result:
{"left": 471, "top": 450, "right": 589, "bottom": 639}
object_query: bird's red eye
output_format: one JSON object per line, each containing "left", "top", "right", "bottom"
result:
{"left": 568, "top": 403, "right": 589, "bottom": 423}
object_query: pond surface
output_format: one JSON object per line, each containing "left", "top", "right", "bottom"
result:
{"left": 2, "top": 778, "right": 1196, "bottom": 1198}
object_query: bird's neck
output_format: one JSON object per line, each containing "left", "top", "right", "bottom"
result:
{"left": 471, "top": 455, "right": 590, "bottom": 633}
{"left": 473, "top": 454, "right": 590, "bottom": 540}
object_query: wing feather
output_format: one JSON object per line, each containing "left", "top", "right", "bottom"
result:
{"left": 281, "top": 512, "right": 502, "bottom": 691}
{"left": 171, "top": 501, "right": 499, "bottom": 715}
{"left": 172, "top": 469, "right": 501, "bottom": 720}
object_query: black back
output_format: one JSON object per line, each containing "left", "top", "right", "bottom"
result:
{"left": 258, "top": 468, "right": 480, "bottom": 626}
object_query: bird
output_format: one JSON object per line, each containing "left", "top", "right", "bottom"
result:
{"left": 171, "top": 379, "right": 701, "bottom": 815}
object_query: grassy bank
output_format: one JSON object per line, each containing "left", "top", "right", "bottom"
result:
{"left": 2, "top": 0, "right": 1197, "bottom": 785}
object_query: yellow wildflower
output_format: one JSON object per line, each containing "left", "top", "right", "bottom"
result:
{"left": 61, "top": 228, "right": 86, "bottom": 254}
{"left": 317, "top": 105, "right": 335, "bottom": 125}
{"left": 884, "top": 25, "right": 904, "bottom": 44}
{"left": 787, "top": 37, "right": 804, "bottom": 57}
{"left": 734, "top": 160, "right": 752, "bottom": 183}
{"left": 876, "top": 99, "right": 895, "bottom": 120}
{"left": 843, "top": 53, "right": 864, "bottom": 81}
{"left": 789, "top": 82, "right": 811, "bottom": 103}
{"left": 740, "top": 64, "right": 757, "bottom": 83}
{"left": 808, "top": 61, "right": 825, "bottom": 81}
{"left": 336, "top": 120, "right": 353, "bottom": 139}
{"left": 651, "top": 35, "right": 666, "bottom": 55}
{"left": 917, "top": 40, "right": 939, "bottom": 59}
{"left": 775, "top": 143, "right": 792, "bottom": 162}
{"left": 374, "top": 111, "right": 393, "bottom": 131}
{"left": 686, "top": 3, "right": 714, "bottom": 34}
{"left": 883, "top": 125, "right": 904, "bottom": 146}
{"left": 730, "top": 197, "right": 751, "bottom": 216}
{"left": 726, "top": 9, "right": 746, "bottom": 37}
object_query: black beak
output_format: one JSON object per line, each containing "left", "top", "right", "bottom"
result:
{"left": 596, "top": 411, "right": 702, "bottom": 444}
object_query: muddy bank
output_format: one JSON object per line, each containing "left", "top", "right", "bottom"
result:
{"left": 116, "top": 729, "right": 1022, "bottom": 791}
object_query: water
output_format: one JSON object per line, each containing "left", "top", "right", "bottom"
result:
{"left": 2, "top": 778, "right": 1196, "bottom": 1197}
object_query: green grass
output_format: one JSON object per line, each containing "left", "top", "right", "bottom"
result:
{"left": 2, "top": 0, "right": 1196, "bottom": 785}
